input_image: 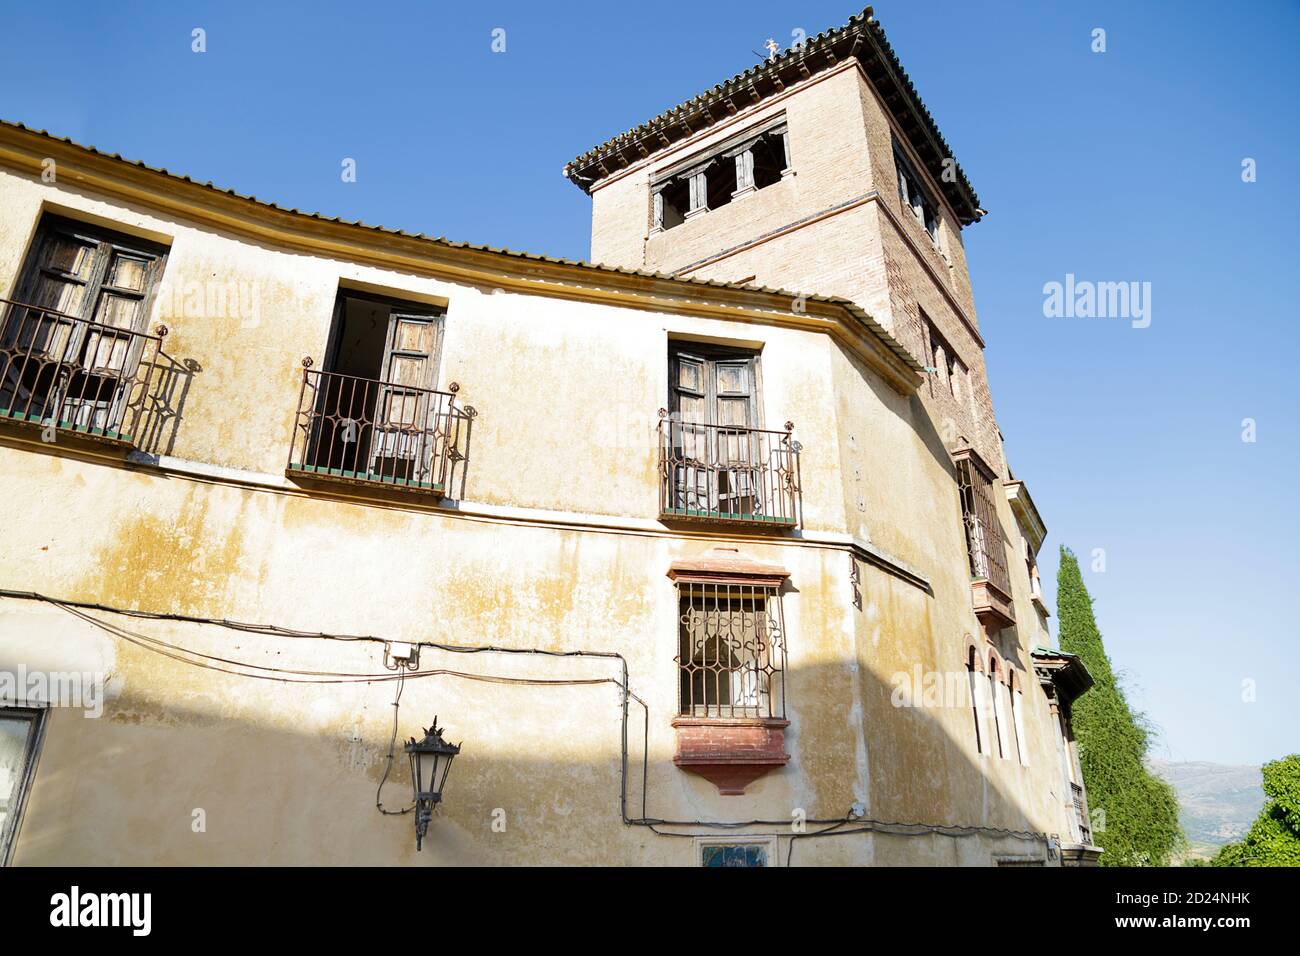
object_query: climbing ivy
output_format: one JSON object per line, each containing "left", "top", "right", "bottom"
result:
{"left": 1057, "top": 546, "right": 1183, "bottom": 866}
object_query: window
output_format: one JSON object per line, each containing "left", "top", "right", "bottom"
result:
{"left": 288, "top": 290, "right": 472, "bottom": 495}
{"left": 966, "top": 644, "right": 985, "bottom": 755}
{"left": 1008, "top": 670, "right": 1029, "bottom": 766}
{"left": 923, "top": 315, "right": 966, "bottom": 402}
{"left": 1, "top": 215, "right": 167, "bottom": 441}
{"left": 988, "top": 654, "right": 1006, "bottom": 759}
{"left": 0, "top": 706, "right": 46, "bottom": 866}
{"left": 659, "top": 343, "right": 800, "bottom": 526}
{"left": 955, "top": 450, "right": 1011, "bottom": 596}
{"left": 697, "top": 836, "right": 775, "bottom": 867}
{"left": 651, "top": 121, "right": 789, "bottom": 232}
{"left": 674, "top": 579, "right": 786, "bottom": 719}
{"left": 893, "top": 139, "right": 940, "bottom": 244}
{"left": 1024, "top": 539, "right": 1044, "bottom": 602}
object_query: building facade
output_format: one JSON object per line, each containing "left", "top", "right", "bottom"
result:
{"left": 0, "top": 7, "right": 1098, "bottom": 866}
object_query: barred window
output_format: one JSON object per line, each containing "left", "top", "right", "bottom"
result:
{"left": 955, "top": 450, "right": 1011, "bottom": 596}
{"left": 675, "top": 581, "right": 786, "bottom": 719}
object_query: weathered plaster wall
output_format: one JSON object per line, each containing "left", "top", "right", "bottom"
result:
{"left": 0, "top": 139, "right": 1074, "bottom": 865}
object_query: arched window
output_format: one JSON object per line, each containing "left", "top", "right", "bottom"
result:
{"left": 1007, "top": 668, "right": 1028, "bottom": 766}
{"left": 965, "top": 643, "right": 984, "bottom": 754}
{"left": 988, "top": 652, "right": 1006, "bottom": 758}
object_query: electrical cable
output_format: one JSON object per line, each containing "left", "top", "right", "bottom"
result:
{"left": 376, "top": 668, "right": 413, "bottom": 816}
{"left": 0, "top": 586, "right": 1052, "bottom": 853}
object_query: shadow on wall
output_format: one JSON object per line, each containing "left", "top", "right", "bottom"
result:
{"left": 5, "top": 642, "right": 1056, "bottom": 866}
{"left": 135, "top": 353, "right": 200, "bottom": 458}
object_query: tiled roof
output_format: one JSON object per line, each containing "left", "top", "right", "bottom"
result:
{"left": 0, "top": 118, "right": 923, "bottom": 377}
{"left": 563, "top": 6, "right": 983, "bottom": 225}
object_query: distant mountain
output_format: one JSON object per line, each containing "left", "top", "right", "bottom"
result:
{"left": 1147, "top": 760, "right": 1265, "bottom": 861}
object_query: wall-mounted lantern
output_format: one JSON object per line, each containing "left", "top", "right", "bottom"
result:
{"left": 404, "top": 718, "right": 461, "bottom": 851}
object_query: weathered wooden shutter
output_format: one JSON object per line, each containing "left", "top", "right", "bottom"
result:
{"left": 667, "top": 346, "right": 758, "bottom": 516}
{"left": 712, "top": 358, "right": 757, "bottom": 514}
{"left": 3, "top": 219, "right": 162, "bottom": 429}
{"left": 371, "top": 312, "right": 442, "bottom": 481}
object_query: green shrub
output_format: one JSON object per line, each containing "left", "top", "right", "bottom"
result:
{"left": 1212, "top": 755, "right": 1300, "bottom": 866}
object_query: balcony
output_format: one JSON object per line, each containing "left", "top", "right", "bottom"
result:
{"left": 955, "top": 448, "right": 1015, "bottom": 629}
{"left": 286, "top": 365, "right": 474, "bottom": 496}
{"left": 1071, "top": 782, "right": 1092, "bottom": 844}
{"left": 657, "top": 412, "right": 801, "bottom": 529}
{"left": 0, "top": 297, "right": 165, "bottom": 447}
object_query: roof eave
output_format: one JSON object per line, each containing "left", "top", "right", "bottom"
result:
{"left": 563, "top": 7, "right": 983, "bottom": 225}
{"left": 0, "top": 118, "right": 923, "bottom": 396}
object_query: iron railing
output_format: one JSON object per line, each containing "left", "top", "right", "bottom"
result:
{"left": 1072, "top": 782, "right": 1092, "bottom": 844}
{"left": 287, "top": 364, "right": 474, "bottom": 496}
{"left": 676, "top": 582, "right": 786, "bottom": 719}
{"left": 0, "top": 297, "right": 166, "bottom": 445}
{"left": 657, "top": 411, "right": 800, "bottom": 527}
{"left": 957, "top": 456, "right": 1011, "bottom": 595}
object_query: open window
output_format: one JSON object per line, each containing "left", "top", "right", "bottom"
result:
{"left": 658, "top": 342, "right": 799, "bottom": 527}
{"left": 650, "top": 121, "right": 790, "bottom": 232}
{"left": 923, "top": 313, "right": 967, "bottom": 403}
{"left": 0, "top": 214, "right": 167, "bottom": 444}
{"left": 966, "top": 643, "right": 985, "bottom": 755}
{"left": 288, "top": 291, "right": 472, "bottom": 495}
{"left": 893, "top": 138, "right": 941, "bottom": 245}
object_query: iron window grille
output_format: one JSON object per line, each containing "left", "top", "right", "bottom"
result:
{"left": 674, "top": 580, "right": 787, "bottom": 720}
{"left": 955, "top": 451, "right": 1011, "bottom": 596}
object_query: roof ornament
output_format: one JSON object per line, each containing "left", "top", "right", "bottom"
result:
{"left": 764, "top": 38, "right": 780, "bottom": 61}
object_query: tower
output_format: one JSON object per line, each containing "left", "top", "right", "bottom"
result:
{"left": 565, "top": 7, "right": 1004, "bottom": 476}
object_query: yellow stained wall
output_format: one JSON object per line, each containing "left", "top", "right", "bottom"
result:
{"left": 0, "top": 140, "right": 1077, "bottom": 865}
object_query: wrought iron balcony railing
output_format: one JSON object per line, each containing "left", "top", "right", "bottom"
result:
{"left": 0, "top": 297, "right": 166, "bottom": 446}
{"left": 657, "top": 412, "right": 801, "bottom": 527}
{"left": 287, "top": 364, "right": 474, "bottom": 496}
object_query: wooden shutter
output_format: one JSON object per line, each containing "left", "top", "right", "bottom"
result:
{"left": 2, "top": 217, "right": 164, "bottom": 428}
{"left": 667, "top": 345, "right": 758, "bottom": 516}
{"left": 371, "top": 311, "right": 442, "bottom": 479}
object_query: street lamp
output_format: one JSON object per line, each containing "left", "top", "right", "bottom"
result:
{"left": 404, "top": 718, "right": 461, "bottom": 851}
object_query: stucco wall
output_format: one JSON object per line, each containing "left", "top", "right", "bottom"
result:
{"left": 0, "top": 136, "right": 1077, "bottom": 865}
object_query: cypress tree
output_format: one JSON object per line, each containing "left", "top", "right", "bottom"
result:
{"left": 1057, "top": 546, "right": 1183, "bottom": 865}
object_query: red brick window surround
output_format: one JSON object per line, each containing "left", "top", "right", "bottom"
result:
{"left": 667, "top": 548, "right": 791, "bottom": 795}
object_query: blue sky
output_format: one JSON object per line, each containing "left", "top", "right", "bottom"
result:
{"left": 1, "top": 2, "right": 1295, "bottom": 765}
